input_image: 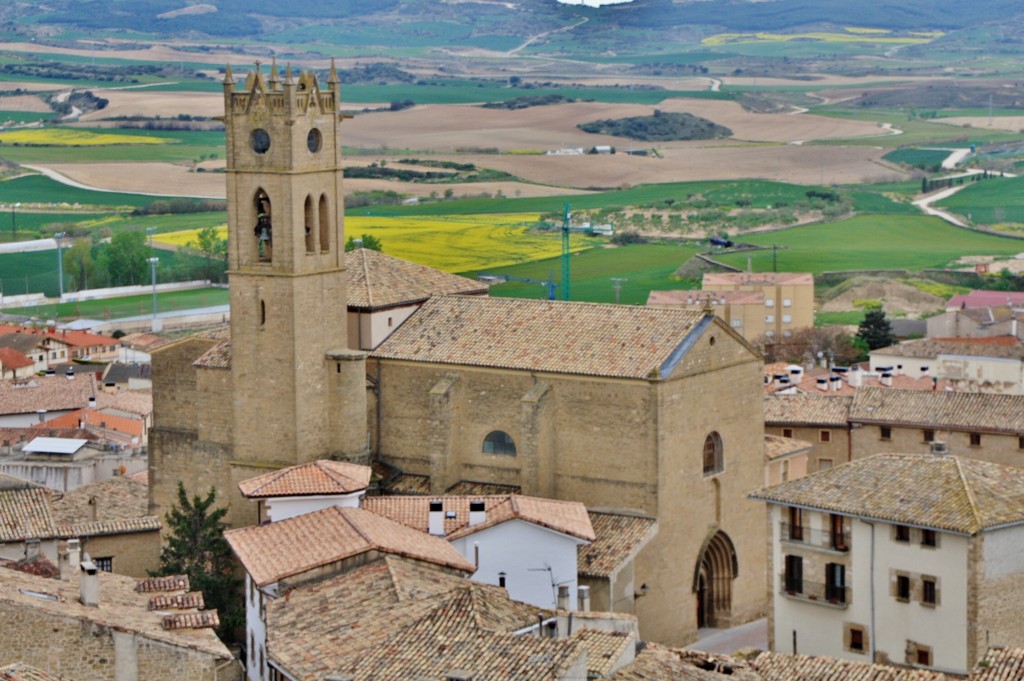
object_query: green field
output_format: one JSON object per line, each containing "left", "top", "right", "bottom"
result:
{"left": 815, "top": 310, "right": 867, "bottom": 326}
{"left": 7, "top": 287, "right": 228, "bottom": 322}
{"left": 461, "top": 242, "right": 703, "bottom": 305}
{"left": 0, "top": 128, "right": 224, "bottom": 164}
{"left": 934, "top": 176, "right": 1024, "bottom": 224}
{"left": 712, "top": 214, "right": 1024, "bottom": 273}
{"left": 0, "top": 175, "right": 156, "bottom": 208}
{"left": 883, "top": 148, "right": 951, "bottom": 169}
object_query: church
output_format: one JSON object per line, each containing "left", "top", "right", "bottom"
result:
{"left": 148, "top": 63, "right": 767, "bottom": 646}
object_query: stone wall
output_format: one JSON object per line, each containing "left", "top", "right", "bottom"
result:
{"left": 0, "top": 600, "right": 230, "bottom": 681}
{"left": 766, "top": 424, "right": 849, "bottom": 472}
{"left": 79, "top": 531, "right": 161, "bottom": 579}
{"left": 851, "top": 425, "right": 1023, "bottom": 467}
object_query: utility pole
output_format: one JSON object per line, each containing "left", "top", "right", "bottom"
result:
{"left": 611, "top": 277, "right": 627, "bottom": 305}
{"left": 55, "top": 232, "right": 66, "bottom": 299}
{"left": 11, "top": 202, "right": 19, "bottom": 241}
{"left": 148, "top": 257, "right": 160, "bottom": 332}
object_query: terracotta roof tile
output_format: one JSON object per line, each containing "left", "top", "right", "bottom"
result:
{"left": 0, "top": 428, "right": 97, "bottom": 446}
{"left": 948, "top": 290, "right": 1024, "bottom": 309}
{"left": 764, "top": 394, "right": 853, "bottom": 426}
{"left": 161, "top": 610, "right": 219, "bottom": 630}
{"left": 381, "top": 472, "right": 430, "bottom": 495}
{"left": 345, "top": 247, "right": 488, "bottom": 311}
{"left": 575, "top": 628, "right": 635, "bottom": 677}
{"left": 36, "top": 408, "right": 144, "bottom": 440}
{"left": 607, "top": 644, "right": 764, "bottom": 681}
{"left": 973, "top": 647, "right": 1024, "bottom": 680}
{"left": 0, "top": 476, "right": 57, "bottom": 542}
{"left": 850, "top": 387, "right": 1024, "bottom": 433}
{"left": 0, "top": 347, "right": 34, "bottom": 370}
{"left": 0, "top": 663, "right": 71, "bottom": 681}
{"left": 751, "top": 650, "right": 951, "bottom": 680}
{"left": 238, "top": 460, "right": 371, "bottom": 499}
{"left": 92, "top": 390, "right": 152, "bottom": 418}
{"left": 445, "top": 480, "right": 521, "bottom": 495}
{"left": 50, "top": 476, "right": 151, "bottom": 528}
{"left": 0, "top": 374, "right": 98, "bottom": 417}
{"left": 751, "top": 453, "right": 1024, "bottom": 534}
{"left": 703, "top": 272, "right": 814, "bottom": 287}
{"left": 579, "top": 511, "right": 658, "bottom": 579}
{"left": 192, "top": 339, "right": 231, "bottom": 369}
{"left": 764, "top": 434, "right": 813, "bottom": 461}
{"left": 148, "top": 592, "right": 205, "bottom": 611}
{"left": 371, "top": 295, "right": 708, "bottom": 379}
{"left": 0, "top": 556, "right": 60, "bottom": 579}
{"left": 226, "top": 506, "right": 474, "bottom": 586}
{"left": 0, "top": 567, "right": 229, "bottom": 659}
{"left": 135, "top": 575, "right": 190, "bottom": 593}
{"left": 362, "top": 494, "right": 596, "bottom": 542}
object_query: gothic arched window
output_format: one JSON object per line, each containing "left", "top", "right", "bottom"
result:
{"left": 703, "top": 432, "right": 723, "bottom": 475}
{"left": 483, "top": 431, "right": 517, "bottom": 456}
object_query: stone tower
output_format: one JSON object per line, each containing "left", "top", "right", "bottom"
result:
{"left": 224, "top": 60, "right": 367, "bottom": 467}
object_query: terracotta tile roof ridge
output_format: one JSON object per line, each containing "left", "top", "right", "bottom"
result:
{"left": 161, "top": 609, "right": 219, "bottom": 630}
{"left": 361, "top": 248, "right": 374, "bottom": 309}
{"left": 135, "top": 575, "right": 189, "bottom": 593}
{"left": 955, "top": 456, "right": 984, "bottom": 534}
{"left": 57, "top": 516, "right": 162, "bottom": 538}
{"left": 148, "top": 592, "right": 205, "bottom": 611}
{"left": 238, "top": 460, "right": 371, "bottom": 498}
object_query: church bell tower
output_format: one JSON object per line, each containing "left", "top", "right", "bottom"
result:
{"left": 223, "top": 61, "right": 365, "bottom": 466}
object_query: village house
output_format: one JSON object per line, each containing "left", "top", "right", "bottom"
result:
{"left": 0, "top": 551, "right": 237, "bottom": 681}
{"left": 764, "top": 362, "right": 957, "bottom": 396}
{"left": 0, "top": 372, "right": 100, "bottom": 428}
{"left": 751, "top": 452, "right": 1024, "bottom": 675}
{"left": 648, "top": 289, "right": 769, "bottom": 342}
{"left": 148, "top": 63, "right": 769, "bottom": 646}
{"left": 870, "top": 338, "right": 1024, "bottom": 394}
{"left": 701, "top": 272, "right": 815, "bottom": 340}
{"left": 0, "top": 435, "right": 146, "bottom": 493}
{"left": 0, "top": 347, "right": 35, "bottom": 380}
{"left": 0, "top": 331, "right": 71, "bottom": 375}
{"left": 764, "top": 394, "right": 853, "bottom": 473}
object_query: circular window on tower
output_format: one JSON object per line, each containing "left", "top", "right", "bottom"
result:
{"left": 307, "top": 128, "right": 322, "bottom": 153}
{"left": 250, "top": 128, "right": 271, "bottom": 154}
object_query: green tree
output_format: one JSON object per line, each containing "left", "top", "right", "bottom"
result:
{"left": 63, "top": 238, "right": 97, "bottom": 292}
{"left": 856, "top": 308, "right": 896, "bottom": 351}
{"left": 152, "top": 483, "right": 242, "bottom": 640}
{"left": 188, "top": 225, "right": 228, "bottom": 283}
{"left": 105, "top": 231, "right": 150, "bottom": 286}
{"left": 345, "top": 233, "right": 383, "bottom": 252}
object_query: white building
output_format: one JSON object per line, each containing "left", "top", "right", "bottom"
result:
{"left": 237, "top": 459, "right": 371, "bottom": 523}
{"left": 870, "top": 339, "right": 1024, "bottom": 394}
{"left": 751, "top": 452, "right": 1024, "bottom": 675}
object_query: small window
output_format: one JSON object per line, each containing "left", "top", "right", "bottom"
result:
{"left": 388, "top": 317, "right": 394, "bottom": 328}
{"left": 731, "top": 319, "right": 742, "bottom": 328}
{"left": 916, "top": 646, "right": 932, "bottom": 666}
{"left": 1019, "top": 435, "right": 1024, "bottom": 450}
{"left": 703, "top": 431, "right": 723, "bottom": 475}
{"left": 765, "top": 330, "right": 775, "bottom": 338}
{"left": 922, "top": 576, "right": 937, "bottom": 606}
{"left": 818, "top": 458, "right": 834, "bottom": 471}
{"left": 483, "top": 430, "right": 517, "bottom": 456}
{"left": 93, "top": 556, "right": 113, "bottom": 572}
{"left": 782, "top": 314, "right": 792, "bottom": 324}
{"left": 765, "top": 299, "right": 775, "bottom": 308}
{"left": 846, "top": 624, "right": 867, "bottom": 653}
{"left": 880, "top": 426, "right": 891, "bottom": 441}
{"left": 825, "top": 563, "right": 845, "bottom": 603}
{"left": 830, "top": 514, "right": 846, "bottom": 550}
{"left": 921, "top": 529, "right": 937, "bottom": 548}
{"left": 783, "top": 298, "right": 792, "bottom": 307}
{"left": 969, "top": 432, "right": 981, "bottom": 447}
{"left": 895, "top": 525, "right": 911, "bottom": 543}
{"left": 784, "top": 554, "right": 803, "bottom": 593}
{"left": 819, "top": 430, "right": 831, "bottom": 443}
{"left": 765, "top": 314, "right": 775, "bottom": 323}
{"left": 923, "top": 429, "right": 935, "bottom": 443}
{"left": 782, "top": 428, "right": 794, "bottom": 438}
{"left": 782, "top": 330, "right": 792, "bottom": 338}
{"left": 788, "top": 507, "right": 803, "bottom": 541}
{"left": 896, "top": 574, "right": 911, "bottom": 601}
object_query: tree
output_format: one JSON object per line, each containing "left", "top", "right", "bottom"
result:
{"left": 188, "top": 225, "right": 228, "bottom": 283}
{"left": 153, "top": 483, "right": 242, "bottom": 640}
{"left": 856, "top": 308, "right": 896, "bottom": 351}
{"left": 63, "top": 238, "right": 97, "bottom": 292}
{"left": 345, "top": 233, "right": 383, "bottom": 252}
{"left": 104, "top": 231, "right": 150, "bottom": 286}
{"left": 757, "top": 326, "right": 864, "bottom": 365}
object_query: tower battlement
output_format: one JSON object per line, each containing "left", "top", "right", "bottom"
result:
{"left": 223, "top": 60, "right": 340, "bottom": 118}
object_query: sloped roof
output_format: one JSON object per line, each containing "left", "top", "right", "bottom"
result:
{"left": 0, "top": 347, "right": 33, "bottom": 370}
{"left": 764, "top": 434, "right": 813, "bottom": 461}
{"left": 50, "top": 475, "right": 158, "bottom": 538}
{"left": 237, "top": 460, "right": 371, "bottom": 499}
{"left": 94, "top": 390, "right": 152, "bottom": 418}
{"left": 973, "top": 647, "right": 1024, "bottom": 681}
{"left": 849, "top": 387, "right": 1024, "bottom": 433}
{"left": 370, "top": 295, "right": 709, "bottom": 380}
{"left": 445, "top": 480, "right": 521, "bottom": 496}
{"left": 345, "top": 247, "right": 487, "bottom": 311}
{"left": 0, "top": 475, "right": 57, "bottom": 542}
{"left": 873, "top": 338, "right": 1024, "bottom": 360}
{"left": 0, "top": 663, "right": 71, "bottom": 681}
{"left": 362, "top": 494, "right": 596, "bottom": 542}
{"left": 606, "top": 644, "right": 764, "bottom": 681}
{"left": 750, "top": 453, "right": 1024, "bottom": 535}
{"left": 192, "top": 339, "right": 231, "bottom": 369}
{"left": 947, "top": 290, "right": 1024, "bottom": 309}
{"left": 579, "top": 511, "right": 658, "bottom": 579}
{"left": 381, "top": 472, "right": 430, "bottom": 495}
{"left": 764, "top": 393, "right": 853, "bottom": 426}
{"left": 267, "top": 554, "right": 555, "bottom": 681}
{"left": 703, "top": 272, "right": 813, "bottom": 287}
{"left": 0, "top": 374, "right": 98, "bottom": 417}
{"left": 36, "top": 408, "right": 144, "bottom": 440}
{"left": 225, "top": 506, "right": 474, "bottom": 586}
{"left": 751, "top": 651, "right": 951, "bottom": 680}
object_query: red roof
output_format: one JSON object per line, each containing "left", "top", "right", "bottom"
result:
{"left": 36, "top": 408, "right": 143, "bottom": 440}
{"left": 0, "top": 347, "right": 33, "bottom": 370}
{"left": 947, "top": 291, "right": 1024, "bottom": 309}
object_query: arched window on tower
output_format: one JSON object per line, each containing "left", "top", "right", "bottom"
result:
{"left": 703, "top": 431, "right": 723, "bottom": 475}
{"left": 304, "top": 195, "right": 315, "bottom": 254}
{"left": 483, "top": 430, "right": 517, "bottom": 456}
{"left": 319, "top": 194, "right": 330, "bottom": 253}
{"left": 253, "top": 189, "right": 272, "bottom": 263}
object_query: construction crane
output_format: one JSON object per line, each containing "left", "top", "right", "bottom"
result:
{"left": 558, "top": 203, "right": 593, "bottom": 301}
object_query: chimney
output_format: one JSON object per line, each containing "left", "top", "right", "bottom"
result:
{"left": 930, "top": 441, "right": 948, "bottom": 456}
{"left": 498, "top": 572, "right": 507, "bottom": 589}
{"left": 469, "top": 500, "right": 486, "bottom": 527}
{"left": 58, "top": 546, "right": 72, "bottom": 581}
{"left": 36, "top": 409, "right": 47, "bottom": 423}
{"left": 848, "top": 365, "right": 863, "bottom": 388}
{"left": 577, "top": 585, "right": 591, "bottom": 612}
{"left": 428, "top": 500, "right": 445, "bottom": 537}
{"left": 880, "top": 372, "right": 893, "bottom": 387}
{"left": 88, "top": 396, "right": 97, "bottom": 408}
{"left": 65, "top": 368, "right": 74, "bottom": 379}
{"left": 557, "top": 584, "right": 570, "bottom": 611}
{"left": 80, "top": 553, "right": 99, "bottom": 607}
{"left": 67, "top": 538, "right": 81, "bottom": 570}
{"left": 816, "top": 378, "right": 828, "bottom": 392}
{"left": 920, "top": 366, "right": 929, "bottom": 376}
{"left": 830, "top": 375, "right": 842, "bottom": 392}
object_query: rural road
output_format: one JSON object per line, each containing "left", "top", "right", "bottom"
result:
{"left": 914, "top": 184, "right": 972, "bottom": 228}
{"left": 22, "top": 164, "right": 213, "bottom": 199}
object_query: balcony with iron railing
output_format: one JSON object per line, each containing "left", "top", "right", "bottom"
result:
{"left": 780, "top": 522, "right": 850, "bottom": 553}
{"left": 779, "top": 575, "right": 850, "bottom": 608}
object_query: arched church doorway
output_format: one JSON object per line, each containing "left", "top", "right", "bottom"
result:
{"left": 692, "top": 529, "right": 738, "bottom": 629}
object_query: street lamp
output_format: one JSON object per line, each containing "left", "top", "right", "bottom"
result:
{"left": 148, "top": 257, "right": 160, "bottom": 331}
{"left": 55, "top": 232, "right": 66, "bottom": 300}
{"left": 146, "top": 226, "right": 156, "bottom": 252}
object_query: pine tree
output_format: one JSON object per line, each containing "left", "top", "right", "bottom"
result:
{"left": 856, "top": 308, "right": 896, "bottom": 351}
{"left": 153, "top": 483, "right": 242, "bottom": 640}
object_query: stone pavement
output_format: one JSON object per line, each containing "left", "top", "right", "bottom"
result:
{"left": 685, "top": 617, "right": 768, "bottom": 655}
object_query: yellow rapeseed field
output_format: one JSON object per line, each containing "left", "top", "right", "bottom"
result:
{"left": 155, "top": 213, "right": 588, "bottom": 273}
{"left": 0, "top": 129, "right": 167, "bottom": 146}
